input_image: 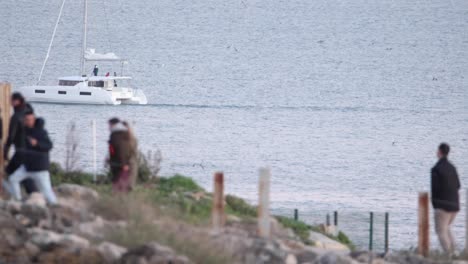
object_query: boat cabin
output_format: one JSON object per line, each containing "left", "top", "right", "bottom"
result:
{"left": 57, "top": 76, "right": 132, "bottom": 90}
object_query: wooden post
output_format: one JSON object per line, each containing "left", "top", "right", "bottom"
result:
{"left": 384, "top": 212, "right": 389, "bottom": 253}
{"left": 465, "top": 189, "right": 468, "bottom": 254}
{"left": 0, "top": 83, "right": 11, "bottom": 188}
{"left": 294, "top": 208, "right": 298, "bottom": 221}
{"left": 418, "top": 192, "right": 430, "bottom": 257}
{"left": 258, "top": 167, "right": 271, "bottom": 238}
{"left": 369, "top": 212, "right": 374, "bottom": 251}
{"left": 92, "top": 119, "right": 97, "bottom": 182}
{"left": 212, "top": 172, "right": 225, "bottom": 232}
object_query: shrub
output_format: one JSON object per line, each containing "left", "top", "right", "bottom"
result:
{"left": 275, "top": 215, "right": 313, "bottom": 244}
{"left": 225, "top": 195, "right": 257, "bottom": 218}
{"left": 158, "top": 174, "right": 203, "bottom": 194}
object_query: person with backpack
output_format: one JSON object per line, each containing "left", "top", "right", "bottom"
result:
{"left": 5, "top": 110, "right": 56, "bottom": 204}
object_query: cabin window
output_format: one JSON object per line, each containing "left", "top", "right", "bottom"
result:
{"left": 59, "top": 80, "right": 81, "bottom": 86}
{"left": 88, "top": 81, "right": 104, "bottom": 87}
{"left": 80, "top": 92, "right": 92, "bottom": 96}
{"left": 58, "top": 91, "right": 66, "bottom": 95}
{"left": 35, "top": 90, "right": 45, "bottom": 94}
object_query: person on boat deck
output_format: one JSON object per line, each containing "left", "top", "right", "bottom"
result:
{"left": 93, "top": 65, "right": 99, "bottom": 76}
{"left": 4, "top": 93, "right": 38, "bottom": 195}
{"left": 4, "top": 110, "right": 57, "bottom": 204}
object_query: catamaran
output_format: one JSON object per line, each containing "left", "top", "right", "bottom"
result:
{"left": 16, "top": 0, "right": 148, "bottom": 105}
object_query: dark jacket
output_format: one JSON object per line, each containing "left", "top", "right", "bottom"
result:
{"left": 431, "top": 157, "right": 460, "bottom": 212}
{"left": 3, "top": 103, "right": 33, "bottom": 159}
{"left": 108, "top": 125, "right": 131, "bottom": 180}
{"left": 21, "top": 118, "right": 53, "bottom": 172}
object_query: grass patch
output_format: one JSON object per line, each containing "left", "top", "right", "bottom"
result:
{"left": 275, "top": 216, "right": 314, "bottom": 245}
{"left": 92, "top": 191, "right": 234, "bottom": 264}
{"left": 225, "top": 195, "right": 257, "bottom": 218}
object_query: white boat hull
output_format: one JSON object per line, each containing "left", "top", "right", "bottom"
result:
{"left": 16, "top": 85, "right": 147, "bottom": 105}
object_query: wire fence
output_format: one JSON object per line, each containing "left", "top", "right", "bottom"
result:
{"left": 273, "top": 193, "right": 468, "bottom": 253}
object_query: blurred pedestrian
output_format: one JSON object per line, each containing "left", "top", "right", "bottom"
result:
{"left": 108, "top": 118, "right": 132, "bottom": 193}
{"left": 431, "top": 143, "right": 460, "bottom": 255}
{"left": 122, "top": 121, "right": 138, "bottom": 188}
{"left": 3, "top": 93, "right": 38, "bottom": 194}
{"left": 4, "top": 110, "right": 56, "bottom": 204}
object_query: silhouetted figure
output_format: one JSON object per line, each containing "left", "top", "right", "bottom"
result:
{"left": 431, "top": 143, "right": 460, "bottom": 254}
{"left": 3, "top": 93, "right": 38, "bottom": 195}
{"left": 107, "top": 118, "right": 132, "bottom": 193}
{"left": 93, "top": 65, "right": 99, "bottom": 76}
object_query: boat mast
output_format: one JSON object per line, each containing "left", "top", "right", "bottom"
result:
{"left": 80, "top": 0, "right": 88, "bottom": 76}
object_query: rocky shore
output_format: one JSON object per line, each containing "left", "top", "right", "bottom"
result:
{"left": 0, "top": 181, "right": 466, "bottom": 264}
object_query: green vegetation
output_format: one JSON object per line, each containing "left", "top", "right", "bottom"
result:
{"left": 275, "top": 216, "right": 314, "bottom": 245}
{"left": 50, "top": 163, "right": 353, "bottom": 250}
{"left": 50, "top": 162, "right": 97, "bottom": 186}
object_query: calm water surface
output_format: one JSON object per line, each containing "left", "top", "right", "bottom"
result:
{"left": 1, "top": 0, "right": 468, "bottom": 250}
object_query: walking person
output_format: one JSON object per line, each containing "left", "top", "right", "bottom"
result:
{"left": 108, "top": 118, "right": 132, "bottom": 193}
{"left": 122, "top": 121, "right": 138, "bottom": 189}
{"left": 431, "top": 143, "right": 460, "bottom": 255}
{"left": 3, "top": 93, "right": 38, "bottom": 194}
{"left": 5, "top": 110, "right": 57, "bottom": 204}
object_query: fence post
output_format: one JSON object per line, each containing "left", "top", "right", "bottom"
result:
{"left": 294, "top": 208, "right": 298, "bottom": 221}
{"left": 385, "top": 212, "right": 389, "bottom": 253}
{"left": 326, "top": 213, "right": 330, "bottom": 226}
{"left": 418, "top": 192, "right": 430, "bottom": 257}
{"left": 465, "top": 189, "right": 468, "bottom": 254}
{"left": 92, "top": 119, "right": 97, "bottom": 182}
{"left": 212, "top": 172, "right": 225, "bottom": 232}
{"left": 369, "top": 212, "right": 374, "bottom": 251}
{"left": 258, "top": 167, "right": 271, "bottom": 238}
{"left": 0, "top": 83, "right": 11, "bottom": 191}
{"left": 334, "top": 211, "right": 338, "bottom": 226}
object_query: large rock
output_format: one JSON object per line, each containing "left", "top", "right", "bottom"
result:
{"left": 308, "top": 231, "right": 349, "bottom": 252}
{"left": 25, "top": 192, "right": 47, "bottom": 208}
{"left": 19, "top": 202, "right": 50, "bottom": 228}
{"left": 55, "top": 184, "right": 99, "bottom": 201}
{"left": 36, "top": 246, "right": 105, "bottom": 264}
{"left": 0, "top": 210, "right": 29, "bottom": 261}
{"left": 49, "top": 203, "right": 96, "bottom": 233}
{"left": 28, "top": 228, "right": 90, "bottom": 251}
{"left": 97, "top": 241, "right": 127, "bottom": 263}
{"left": 119, "top": 242, "right": 191, "bottom": 264}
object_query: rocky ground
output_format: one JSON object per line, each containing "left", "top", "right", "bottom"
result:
{"left": 0, "top": 183, "right": 467, "bottom": 264}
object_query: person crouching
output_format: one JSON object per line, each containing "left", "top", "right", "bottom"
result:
{"left": 108, "top": 118, "right": 132, "bottom": 193}
{"left": 5, "top": 110, "right": 57, "bottom": 204}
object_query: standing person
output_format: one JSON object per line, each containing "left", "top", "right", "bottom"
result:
{"left": 108, "top": 118, "right": 132, "bottom": 193}
{"left": 431, "top": 143, "right": 460, "bottom": 255}
{"left": 93, "top": 65, "right": 99, "bottom": 76}
{"left": 5, "top": 111, "right": 57, "bottom": 204}
{"left": 122, "top": 121, "right": 138, "bottom": 189}
{"left": 3, "top": 93, "right": 38, "bottom": 194}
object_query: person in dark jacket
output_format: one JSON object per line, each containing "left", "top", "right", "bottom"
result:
{"left": 4, "top": 111, "right": 56, "bottom": 204}
{"left": 4, "top": 93, "right": 38, "bottom": 194}
{"left": 108, "top": 118, "right": 132, "bottom": 193}
{"left": 431, "top": 143, "right": 460, "bottom": 254}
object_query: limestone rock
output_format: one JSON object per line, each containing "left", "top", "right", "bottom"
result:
{"left": 97, "top": 241, "right": 127, "bottom": 263}
{"left": 28, "top": 228, "right": 90, "bottom": 251}
{"left": 308, "top": 231, "right": 349, "bottom": 252}
{"left": 119, "top": 242, "right": 191, "bottom": 264}
{"left": 55, "top": 184, "right": 99, "bottom": 201}
{"left": 19, "top": 203, "right": 50, "bottom": 227}
{"left": 25, "top": 192, "right": 47, "bottom": 208}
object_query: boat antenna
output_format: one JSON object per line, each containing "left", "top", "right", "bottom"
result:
{"left": 37, "top": 0, "right": 67, "bottom": 85}
{"left": 80, "top": 0, "right": 88, "bottom": 76}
